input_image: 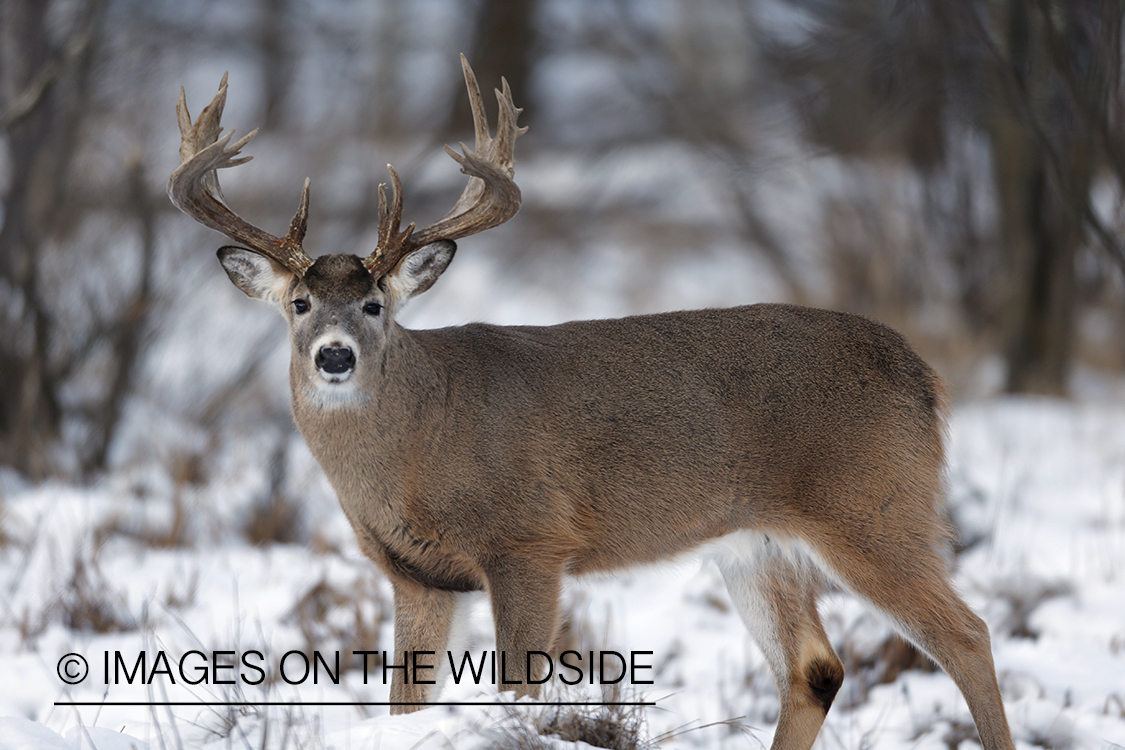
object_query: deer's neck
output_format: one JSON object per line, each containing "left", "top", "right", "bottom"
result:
{"left": 291, "top": 325, "right": 448, "bottom": 511}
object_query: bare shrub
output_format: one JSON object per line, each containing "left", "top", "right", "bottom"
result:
{"left": 58, "top": 557, "right": 134, "bottom": 633}
{"left": 163, "top": 568, "right": 200, "bottom": 611}
{"left": 985, "top": 574, "right": 1074, "bottom": 641}
{"left": 285, "top": 572, "right": 387, "bottom": 678}
{"left": 242, "top": 441, "right": 307, "bottom": 546}
{"left": 96, "top": 490, "right": 192, "bottom": 550}
{"left": 242, "top": 491, "right": 304, "bottom": 546}
{"left": 834, "top": 613, "right": 937, "bottom": 710}
{"left": 23, "top": 555, "right": 136, "bottom": 639}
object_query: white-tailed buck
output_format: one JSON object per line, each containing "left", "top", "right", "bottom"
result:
{"left": 169, "top": 56, "right": 1014, "bottom": 750}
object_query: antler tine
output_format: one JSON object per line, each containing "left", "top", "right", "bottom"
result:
{"left": 363, "top": 55, "right": 525, "bottom": 278}
{"left": 364, "top": 165, "right": 416, "bottom": 278}
{"left": 493, "top": 77, "right": 529, "bottom": 170}
{"left": 168, "top": 74, "right": 314, "bottom": 276}
{"left": 463, "top": 55, "right": 492, "bottom": 162}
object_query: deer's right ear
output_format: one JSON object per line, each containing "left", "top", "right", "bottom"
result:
{"left": 218, "top": 246, "right": 294, "bottom": 305}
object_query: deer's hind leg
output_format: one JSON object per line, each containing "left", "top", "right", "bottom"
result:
{"left": 807, "top": 518, "right": 1015, "bottom": 750}
{"left": 713, "top": 532, "right": 844, "bottom": 750}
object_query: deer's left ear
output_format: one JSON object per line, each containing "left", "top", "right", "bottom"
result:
{"left": 385, "top": 240, "right": 456, "bottom": 300}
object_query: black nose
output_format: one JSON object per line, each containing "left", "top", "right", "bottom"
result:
{"left": 315, "top": 346, "right": 356, "bottom": 374}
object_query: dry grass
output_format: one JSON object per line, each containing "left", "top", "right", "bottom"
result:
{"left": 535, "top": 693, "right": 648, "bottom": 750}
{"left": 486, "top": 684, "right": 651, "bottom": 750}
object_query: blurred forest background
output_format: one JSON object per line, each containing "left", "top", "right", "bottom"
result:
{"left": 2, "top": 0, "right": 1125, "bottom": 482}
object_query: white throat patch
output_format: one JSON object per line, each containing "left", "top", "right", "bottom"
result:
{"left": 301, "top": 376, "right": 367, "bottom": 411}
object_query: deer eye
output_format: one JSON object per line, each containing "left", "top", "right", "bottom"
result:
{"left": 292, "top": 299, "right": 310, "bottom": 314}
{"left": 363, "top": 302, "right": 383, "bottom": 317}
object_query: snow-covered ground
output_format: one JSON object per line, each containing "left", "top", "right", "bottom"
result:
{"left": 2, "top": 389, "right": 1123, "bottom": 750}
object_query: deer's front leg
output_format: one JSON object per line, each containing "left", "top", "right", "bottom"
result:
{"left": 486, "top": 558, "right": 563, "bottom": 698}
{"left": 389, "top": 581, "right": 456, "bottom": 713}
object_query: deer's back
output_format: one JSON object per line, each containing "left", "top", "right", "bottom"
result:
{"left": 426, "top": 303, "right": 943, "bottom": 438}
{"left": 411, "top": 303, "right": 948, "bottom": 572}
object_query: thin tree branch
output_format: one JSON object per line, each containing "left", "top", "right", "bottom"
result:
{"left": 954, "top": 0, "right": 1125, "bottom": 276}
{"left": 0, "top": 7, "right": 97, "bottom": 130}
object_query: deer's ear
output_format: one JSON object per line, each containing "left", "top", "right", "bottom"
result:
{"left": 218, "top": 246, "right": 295, "bottom": 305}
{"left": 386, "top": 240, "right": 456, "bottom": 301}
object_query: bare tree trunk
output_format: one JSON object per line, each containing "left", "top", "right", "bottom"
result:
{"left": 989, "top": 0, "right": 1098, "bottom": 395}
{"left": 0, "top": 0, "right": 104, "bottom": 476}
{"left": 448, "top": 0, "right": 536, "bottom": 136}
{"left": 362, "top": 0, "right": 406, "bottom": 139}
{"left": 2, "top": 1, "right": 70, "bottom": 476}
{"left": 996, "top": 150, "right": 1083, "bottom": 395}
{"left": 259, "top": 0, "right": 293, "bottom": 131}
{"left": 86, "top": 153, "right": 157, "bottom": 473}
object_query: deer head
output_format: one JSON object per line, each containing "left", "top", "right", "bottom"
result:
{"left": 168, "top": 56, "right": 525, "bottom": 408}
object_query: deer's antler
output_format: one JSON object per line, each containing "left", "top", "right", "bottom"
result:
{"left": 168, "top": 72, "right": 314, "bottom": 276}
{"left": 364, "top": 54, "right": 526, "bottom": 279}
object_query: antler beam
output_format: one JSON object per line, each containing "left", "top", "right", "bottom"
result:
{"left": 168, "top": 73, "right": 314, "bottom": 276}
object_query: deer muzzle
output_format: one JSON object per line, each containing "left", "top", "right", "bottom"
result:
{"left": 315, "top": 345, "right": 356, "bottom": 377}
